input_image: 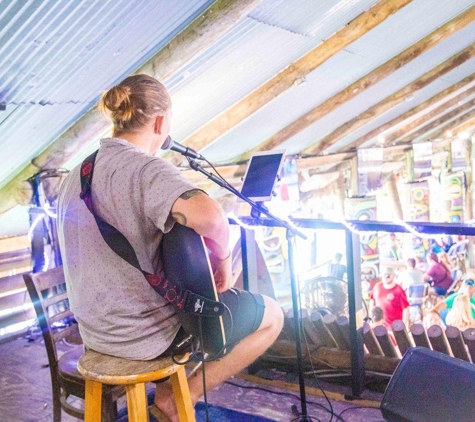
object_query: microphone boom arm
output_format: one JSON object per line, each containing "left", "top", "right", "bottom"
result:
{"left": 187, "top": 158, "right": 307, "bottom": 240}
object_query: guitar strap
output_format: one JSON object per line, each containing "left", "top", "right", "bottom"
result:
{"left": 79, "top": 150, "right": 224, "bottom": 317}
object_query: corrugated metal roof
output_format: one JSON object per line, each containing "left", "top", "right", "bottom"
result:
{"left": 329, "top": 55, "right": 475, "bottom": 152}
{"left": 3, "top": 0, "right": 475, "bottom": 238}
{"left": 0, "top": 0, "right": 213, "bottom": 187}
{"left": 168, "top": 0, "right": 379, "bottom": 145}
{"left": 201, "top": 0, "right": 475, "bottom": 161}
{"left": 248, "top": 0, "right": 377, "bottom": 38}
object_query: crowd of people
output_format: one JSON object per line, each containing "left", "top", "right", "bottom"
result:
{"left": 369, "top": 252, "right": 475, "bottom": 334}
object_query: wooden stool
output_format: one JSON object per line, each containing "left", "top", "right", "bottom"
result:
{"left": 78, "top": 350, "right": 195, "bottom": 422}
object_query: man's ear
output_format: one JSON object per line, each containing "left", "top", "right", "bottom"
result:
{"left": 154, "top": 115, "right": 165, "bottom": 134}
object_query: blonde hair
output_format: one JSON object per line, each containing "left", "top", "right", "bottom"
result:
{"left": 446, "top": 294, "right": 474, "bottom": 330}
{"left": 437, "top": 251, "right": 453, "bottom": 271}
{"left": 99, "top": 74, "right": 171, "bottom": 133}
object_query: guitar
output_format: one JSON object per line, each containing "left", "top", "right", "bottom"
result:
{"left": 161, "top": 223, "right": 227, "bottom": 356}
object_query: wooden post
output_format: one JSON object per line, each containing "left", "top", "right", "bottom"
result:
{"left": 405, "top": 150, "right": 414, "bottom": 183}
{"left": 410, "top": 324, "right": 431, "bottom": 349}
{"left": 463, "top": 328, "right": 475, "bottom": 363}
{"left": 323, "top": 314, "right": 350, "bottom": 350}
{"left": 427, "top": 325, "right": 452, "bottom": 356}
{"left": 302, "top": 317, "right": 325, "bottom": 347}
{"left": 445, "top": 326, "right": 470, "bottom": 362}
{"left": 373, "top": 325, "right": 399, "bottom": 358}
{"left": 391, "top": 320, "right": 414, "bottom": 357}
{"left": 349, "top": 157, "right": 359, "bottom": 198}
{"left": 385, "top": 173, "right": 403, "bottom": 220}
{"left": 335, "top": 172, "right": 347, "bottom": 219}
{"left": 336, "top": 316, "right": 351, "bottom": 347}
{"left": 310, "top": 312, "right": 338, "bottom": 348}
{"left": 362, "top": 323, "right": 384, "bottom": 356}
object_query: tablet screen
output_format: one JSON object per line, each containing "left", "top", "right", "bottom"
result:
{"left": 241, "top": 151, "right": 286, "bottom": 202}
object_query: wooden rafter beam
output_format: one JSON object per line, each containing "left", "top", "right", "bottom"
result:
{"left": 378, "top": 86, "right": 475, "bottom": 144}
{"left": 411, "top": 107, "right": 475, "bottom": 143}
{"left": 392, "top": 98, "right": 475, "bottom": 144}
{"left": 344, "top": 72, "right": 475, "bottom": 150}
{"left": 181, "top": 146, "right": 409, "bottom": 186}
{"left": 453, "top": 116, "right": 475, "bottom": 135}
{"left": 0, "top": 0, "right": 264, "bottom": 215}
{"left": 169, "top": 0, "right": 413, "bottom": 165}
{"left": 303, "top": 43, "right": 475, "bottom": 156}
{"left": 245, "top": 5, "right": 475, "bottom": 159}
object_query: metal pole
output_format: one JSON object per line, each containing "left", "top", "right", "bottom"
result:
{"left": 240, "top": 227, "right": 250, "bottom": 291}
{"left": 287, "top": 229, "right": 310, "bottom": 420}
{"left": 345, "top": 229, "right": 365, "bottom": 398}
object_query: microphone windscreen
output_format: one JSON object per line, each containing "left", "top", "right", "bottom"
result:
{"left": 161, "top": 135, "right": 174, "bottom": 150}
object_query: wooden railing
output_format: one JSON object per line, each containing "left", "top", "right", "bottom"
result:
{"left": 260, "top": 311, "right": 475, "bottom": 375}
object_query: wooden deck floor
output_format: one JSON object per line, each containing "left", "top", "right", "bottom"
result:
{"left": 0, "top": 335, "right": 385, "bottom": 421}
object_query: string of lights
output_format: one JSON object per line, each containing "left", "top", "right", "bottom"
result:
{"left": 228, "top": 212, "right": 452, "bottom": 240}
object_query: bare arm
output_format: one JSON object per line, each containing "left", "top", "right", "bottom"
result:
{"left": 171, "top": 189, "right": 231, "bottom": 292}
{"left": 433, "top": 299, "right": 447, "bottom": 313}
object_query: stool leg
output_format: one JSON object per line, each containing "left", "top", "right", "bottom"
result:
{"left": 84, "top": 379, "right": 103, "bottom": 422}
{"left": 170, "top": 366, "right": 196, "bottom": 422}
{"left": 126, "top": 383, "right": 149, "bottom": 422}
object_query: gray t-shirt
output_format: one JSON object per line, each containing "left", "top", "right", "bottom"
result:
{"left": 58, "top": 137, "right": 196, "bottom": 360}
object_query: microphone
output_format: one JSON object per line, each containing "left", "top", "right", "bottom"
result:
{"left": 161, "top": 135, "right": 205, "bottom": 160}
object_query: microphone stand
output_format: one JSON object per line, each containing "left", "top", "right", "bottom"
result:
{"left": 187, "top": 158, "right": 314, "bottom": 421}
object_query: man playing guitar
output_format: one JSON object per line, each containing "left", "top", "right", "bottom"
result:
{"left": 57, "top": 74, "right": 284, "bottom": 422}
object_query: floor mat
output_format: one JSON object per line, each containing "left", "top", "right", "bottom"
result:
{"left": 116, "top": 392, "right": 277, "bottom": 422}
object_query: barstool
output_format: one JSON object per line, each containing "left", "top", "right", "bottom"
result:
{"left": 78, "top": 349, "right": 196, "bottom": 422}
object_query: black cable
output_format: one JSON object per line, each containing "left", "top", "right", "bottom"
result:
{"left": 171, "top": 299, "right": 235, "bottom": 364}
{"left": 293, "top": 237, "right": 335, "bottom": 422}
{"left": 198, "top": 317, "right": 210, "bottom": 422}
{"left": 204, "top": 158, "right": 228, "bottom": 183}
{"left": 335, "top": 405, "right": 382, "bottom": 422}
{"left": 223, "top": 380, "right": 344, "bottom": 422}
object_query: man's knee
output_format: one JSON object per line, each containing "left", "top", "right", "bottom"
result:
{"left": 261, "top": 295, "right": 284, "bottom": 334}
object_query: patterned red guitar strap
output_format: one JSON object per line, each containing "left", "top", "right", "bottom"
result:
{"left": 79, "top": 151, "right": 224, "bottom": 317}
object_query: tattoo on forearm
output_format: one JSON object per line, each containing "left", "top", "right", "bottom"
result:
{"left": 172, "top": 212, "right": 187, "bottom": 226}
{"left": 179, "top": 189, "right": 201, "bottom": 200}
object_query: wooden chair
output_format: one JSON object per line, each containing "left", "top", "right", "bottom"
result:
{"left": 24, "top": 266, "right": 120, "bottom": 421}
{"left": 78, "top": 349, "right": 196, "bottom": 422}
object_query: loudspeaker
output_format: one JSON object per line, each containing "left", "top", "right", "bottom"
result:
{"left": 381, "top": 347, "right": 475, "bottom": 422}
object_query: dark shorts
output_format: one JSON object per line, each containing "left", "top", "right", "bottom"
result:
{"left": 433, "top": 285, "right": 447, "bottom": 295}
{"left": 163, "top": 289, "right": 265, "bottom": 356}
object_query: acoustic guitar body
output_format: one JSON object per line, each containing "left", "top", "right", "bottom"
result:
{"left": 162, "top": 223, "right": 226, "bottom": 356}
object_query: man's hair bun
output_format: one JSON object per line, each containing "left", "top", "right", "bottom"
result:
{"left": 98, "top": 75, "right": 171, "bottom": 133}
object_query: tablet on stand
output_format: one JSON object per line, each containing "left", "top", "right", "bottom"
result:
{"left": 240, "top": 150, "right": 286, "bottom": 218}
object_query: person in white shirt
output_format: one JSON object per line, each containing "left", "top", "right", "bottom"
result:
{"left": 400, "top": 258, "right": 425, "bottom": 291}
{"left": 400, "top": 258, "right": 426, "bottom": 325}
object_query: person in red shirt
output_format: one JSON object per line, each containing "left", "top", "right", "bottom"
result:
{"left": 370, "top": 267, "right": 410, "bottom": 329}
